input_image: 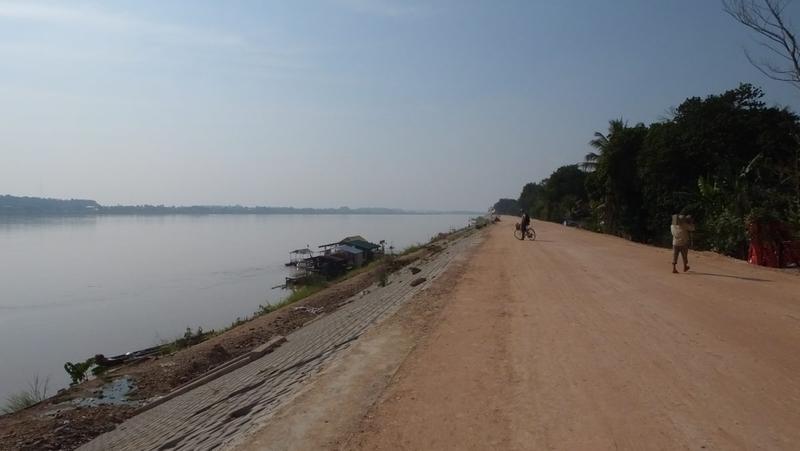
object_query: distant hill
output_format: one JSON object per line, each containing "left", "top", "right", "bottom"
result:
{"left": 0, "top": 195, "right": 481, "bottom": 216}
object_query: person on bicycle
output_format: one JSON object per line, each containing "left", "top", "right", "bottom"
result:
{"left": 520, "top": 212, "right": 531, "bottom": 238}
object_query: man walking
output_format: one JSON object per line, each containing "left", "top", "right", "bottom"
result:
{"left": 671, "top": 214, "right": 695, "bottom": 273}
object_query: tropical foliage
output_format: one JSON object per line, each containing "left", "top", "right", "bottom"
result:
{"left": 505, "top": 84, "right": 800, "bottom": 259}
{"left": 518, "top": 165, "right": 588, "bottom": 223}
{"left": 491, "top": 198, "right": 520, "bottom": 215}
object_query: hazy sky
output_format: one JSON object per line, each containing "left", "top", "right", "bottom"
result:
{"left": 1, "top": 0, "right": 799, "bottom": 211}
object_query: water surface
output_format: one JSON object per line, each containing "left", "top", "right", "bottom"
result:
{"left": 0, "top": 214, "right": 472, "bottom": 401}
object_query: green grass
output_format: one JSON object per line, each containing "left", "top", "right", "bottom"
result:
{"left": 285, "top": 284, "right": 326, "bottom": 303}
{"left": 254, "top": 257, "right": 395, "bottom": 319}
{"left": 328, "top": 258, "right": 383, "bottom": 282}
{"left": 253, "top": 294, "right": 304, "bottom": 318}
{"left": 159, "top": 326, "right": 207, "bottom": 355}
{"left": 399, "top": 243, "right": 424, "bottom": 256}
{"left": 1, "top": 375, "right": 49, "bottom": 415}
{"left": 212, "top": 282, "right": 329, "bottom": 336}
{"left": 471, "top": 216, "right": 491, "bottom": 229}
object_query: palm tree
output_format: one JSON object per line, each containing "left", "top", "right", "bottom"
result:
{"left": 581, "top": 119, "right": 626, "bottom": 171}
{"left": 581, "top": 132, "right": 606, "bottom": 171}
{"left": 581, "top": 119, "right": 628, "bottom": 233}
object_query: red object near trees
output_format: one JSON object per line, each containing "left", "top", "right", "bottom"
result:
{"left": 747, "top": 221, "right": 799, "bottom": 268}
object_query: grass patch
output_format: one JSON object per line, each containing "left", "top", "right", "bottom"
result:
{"left": 329, "top": 258, "right": 384, "bottom": 282}
{"left": 159, "top": 327, "right": 208, "bottom": 355}
{"left": 254, "top": 258, "right": 392, "bottom": 319}
{"left": 400, "top": 243, "right": 424, "bottom": 256}
{"left": 378, "top": 267, "right": 389, "bottom": 287}
{"left": 214, "top": 280, "right": 330, "bottom": 336}
{"left": 400, "top": 223, "right": 475, "bottom": 258}
{"left": 284, "top": 284, "right": 326, "bottom": 304}
{"left": 228, "top": 317, "right": 248, "bottom": 329}
{"left": 471, "top": 216, "right": 491, "bottom": 229}
{"left": 1, "top": 375, "right": 49, "bottom": 415}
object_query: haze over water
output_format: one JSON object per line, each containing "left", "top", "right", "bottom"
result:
{"left": 0, "top": 213, "right": 472, "bottom": 400}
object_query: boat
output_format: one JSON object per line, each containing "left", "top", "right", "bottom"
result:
{"left": 285, "top": 247, "right": 314, "bottom": 266}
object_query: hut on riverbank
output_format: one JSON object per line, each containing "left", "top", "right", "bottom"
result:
{"left": 321, "top": 236, "right": 382, "bottom": 265}
{"left": 338, "top": 235, "right": 382, "bottom": 260}
{"left": 285, "top": 235, "right": 382, "bottom": 287}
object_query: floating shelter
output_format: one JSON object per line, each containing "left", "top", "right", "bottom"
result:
{"left": 285, "top": 247, "right": 314, "bottom": 267}
{"left": 340, "top": 236, "right": 382, "bottom": 259}
{"left": 281, "top": 235, "right": 382, "bottom": 288}
{"left": 319, "top": 235, "right": 382, "bottom": 261}
{"left": 335, "top": 244, "right": 364, "bottom": 267}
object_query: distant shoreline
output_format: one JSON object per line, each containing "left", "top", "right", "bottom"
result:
{"left": 0, "top": 211, "right": 482, "bottom": 217}
{"left": 0, "top": 195, "right": 483, "bottom": 217}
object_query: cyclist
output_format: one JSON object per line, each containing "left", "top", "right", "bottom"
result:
{"left": 520, "top": 212, "right": 531, "bottom": 239}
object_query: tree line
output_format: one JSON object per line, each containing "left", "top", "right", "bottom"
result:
{"left": 0, "top": 195, "right": 479, "bottom": 216}
{"left": 494, "top": 83, "right": 800, "bottom": 259}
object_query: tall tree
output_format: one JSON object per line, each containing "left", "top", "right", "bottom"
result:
{"left": 584, "top": 120, "right": 648, "bottom": 238}
{"left": 581, "top": 119, "right": 626, "bottom": 171}
{"left": 518, "top": 182, "right": 544, "bottom": 218}
{"left": 517, "top": 167, "right": 588, "bottom": 222}
{"left": 491, "top": 198, "right": 520, "bottom": 216}
{"left": 637, "top": 84, "right": 799, "bottom": 254}
{"left": 540, "top": 165, "right": 589, "bottom": 222}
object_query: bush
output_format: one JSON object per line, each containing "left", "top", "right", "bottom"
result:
{"left": 703, "top": 209, "right": 748, "bottom": 257}
{"left": 64, "top": 358, "right": 95, "bottom": 385}
{"left": 378, "top": 268, "right": 389, "bottom": 287}
{"left": 472, "top": 216, "right": 490, "bottom": 229}
{"left": 2, "top": 375, "right": 49, "bottom": 414}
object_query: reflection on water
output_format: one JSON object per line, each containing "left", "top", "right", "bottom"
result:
{"left": 0, "top": 214, "right": 472, "bottom": 400}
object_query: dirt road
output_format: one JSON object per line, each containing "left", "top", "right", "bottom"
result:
{"left": 334, "top": 219, "right": 800, "bottom": 450}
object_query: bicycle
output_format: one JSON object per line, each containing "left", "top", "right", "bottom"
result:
{"left": 514, "top": 223, "right": 536, "bottom": 240}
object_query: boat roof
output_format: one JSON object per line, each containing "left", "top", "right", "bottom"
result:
{"left": 335, "top": 244, "right": 363, "bottom": 254}
{"left": 340, "top": 235, "right": 367, "bottom": 243}
{"left": 342, "top": 239, "right": 380, "bottom": 250}
{"left": 319, "top": 235, "right": 380, "bottom": 249}
{"left": 290, "top": 248, "right": 314, "bottom": 254}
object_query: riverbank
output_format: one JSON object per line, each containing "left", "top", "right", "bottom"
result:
{"left": 0, "top": 224, "right": 480, "bottom": 450}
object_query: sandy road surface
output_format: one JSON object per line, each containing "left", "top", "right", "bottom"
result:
{"left": 337, "top": 219, "right": 800, "bottom": 450}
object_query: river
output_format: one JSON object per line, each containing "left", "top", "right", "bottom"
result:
{"left": 0, "top": 214, "right": 473, "bottom": 402}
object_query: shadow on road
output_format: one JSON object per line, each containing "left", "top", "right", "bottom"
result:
{"left": 688, "top": 272, "right": 772, "bottom": 283}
